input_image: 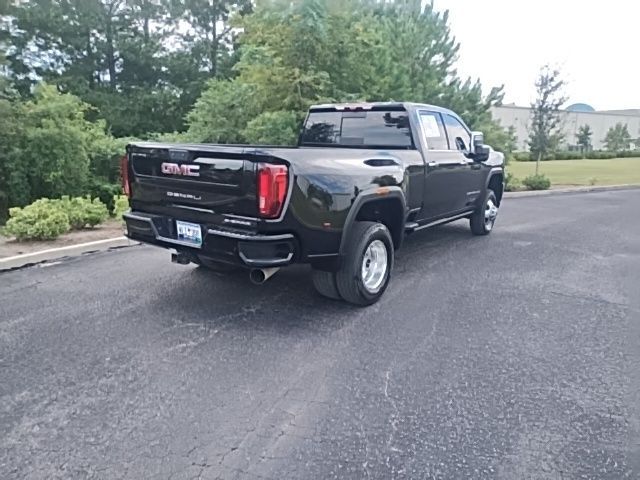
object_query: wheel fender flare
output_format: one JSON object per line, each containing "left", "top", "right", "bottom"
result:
{"left": 485, "top": 168, "right": 505, "bottom": 189}
{"left": 485, "top": 168, "right": 505, "bottom": 205}
{"left": 339, "top": 187, "right": 407, "bottom": 256}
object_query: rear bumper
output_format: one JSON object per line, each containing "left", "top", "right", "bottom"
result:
{"left": 124, "top": 211, "right": 297, "bottom": 268}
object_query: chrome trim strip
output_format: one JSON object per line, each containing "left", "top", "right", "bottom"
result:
{"left": 411, "top": 210, "right": 473, "bottom": 231}
{"left": 207, "top": 229, "right": 294, "bottom": 241}
{"left": 307, "top": 253, "right": 339, "bottom": 258}
{"left": 238, "top": 251, "right": 294, "bottom": 267}
{"left": 171, "top": 204, "right": 215, "bottom": 214}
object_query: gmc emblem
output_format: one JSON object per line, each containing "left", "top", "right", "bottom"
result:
{"left": 161, "top": 162, "right": 200, "bottom": 177}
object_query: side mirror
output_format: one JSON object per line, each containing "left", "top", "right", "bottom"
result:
{"left": 470, "top": 131, "right": 484, "bottom": 153}
{"left": 470, "top": 131, "right": 490, "bottom": 162}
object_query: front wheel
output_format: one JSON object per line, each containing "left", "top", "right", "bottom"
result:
{"left": 335, "top": 221, "right": 394, "bottom": 306}
{"left": 470, "top": 189, "right": 499, "bottom": 235}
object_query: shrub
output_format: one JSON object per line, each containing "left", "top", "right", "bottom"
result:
{"left": 552, "top": 151, "right": 584, "bottom": 161}
{"left": 512, "top": 150, "right": 640, "bottom": 162}
{"left": 585, "top": 150, "right": 617, "bottom": 160}
{"left": 4, "top": 199, "right": 70, "bottom": 240}
{"left": 512, "top": 152, "right": 532, "bottom": 162}
{"left": 113, "top": 194, "right": 129, "bottom": 220}
{"left": 522, "top": 174, "right": 551, "bottom": 191}
{"left": 87, "top": 180, "right": 121, "bottom": 214}
{"left": 504, "top": 172, "right": 521, "bottom": 192}
{"left": 59, "top": 196, "right": 108, "bottom": 229}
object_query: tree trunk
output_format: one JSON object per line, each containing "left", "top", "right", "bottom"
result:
{"left": 143, "top": 0, "right": 150, "bottom": 43}
{"left": 106, "top": 20, "right": 116, "bottom": 89}
{"left": 536, "top": 151, "right": 541, "bottom": 175}
{"left": 86, "top": 30, "right": 94, "bottom": 88}
{"left": 210, "top": 18, "right": 218, "bottom": 77}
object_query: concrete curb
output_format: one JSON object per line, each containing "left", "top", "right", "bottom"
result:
{"left": 504, "top": 184, "right": 640, "bottom": 199}
{"left": 0, "top": 236, "right": 139, "bottom": 272}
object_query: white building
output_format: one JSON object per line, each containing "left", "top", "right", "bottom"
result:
{"left": 490, "top": 104, "right": 640, "bottom": 151}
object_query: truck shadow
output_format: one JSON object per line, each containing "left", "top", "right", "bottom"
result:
{"left": 142, "top": 221, "right": 475, "bottom": 333}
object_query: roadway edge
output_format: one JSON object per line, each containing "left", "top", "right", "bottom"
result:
{"left": 504, "top": 184, "right": 640, "bottom": 199}
{"left": 0, "top": 237, "right": 140, "bottom": 272}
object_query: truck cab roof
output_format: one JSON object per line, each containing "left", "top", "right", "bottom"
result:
{"left": 309, "top": 101, "right": 458, "bottom": 117}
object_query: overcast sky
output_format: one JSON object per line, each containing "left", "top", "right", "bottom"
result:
{"left": 435, "top": 0, "right": 639, "bottom": 110}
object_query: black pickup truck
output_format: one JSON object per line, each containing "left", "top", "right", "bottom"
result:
{"left": 122, "top": 102, "right": 504, "bottom": 305}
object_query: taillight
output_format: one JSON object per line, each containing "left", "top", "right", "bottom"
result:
{"left": 120, "top": 154, "right": 131, "bottom": 197}
{"left": 257, "top": 163, "right": 288, "bottom": 218}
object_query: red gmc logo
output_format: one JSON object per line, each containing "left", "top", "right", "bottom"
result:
{"left": 161, "top": 162, "right": 200, "bottom": 177}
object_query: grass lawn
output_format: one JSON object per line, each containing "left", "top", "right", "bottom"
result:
{"left": 507, "top": 158, "right": 640, "bottom": 187}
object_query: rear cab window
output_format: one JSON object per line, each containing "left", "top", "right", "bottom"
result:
{"left": 300, "top": 108, "right": 414, "bottom": 149}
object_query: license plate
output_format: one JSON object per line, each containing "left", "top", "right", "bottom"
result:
{"left": 176, "top": 220, "right": 202, "bottom": 247}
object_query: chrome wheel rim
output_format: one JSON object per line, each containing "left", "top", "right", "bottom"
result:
{"left": 485, "top": 198, "right": 498, "bottom": 230}
{"left": 361, "top": 240, "right": 388, "bottom": 293}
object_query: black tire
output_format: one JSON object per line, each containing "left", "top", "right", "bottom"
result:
{"left": 194, "top": 255, "right": 239, "bottom": 273}
{"left": 470, "top": 189, "right": 498, "bottom": 236}
{"left": 311, "top": 269, "right": 341, "bottom": 300}
{"left": 335, "top": 221, "right": 394, "bottom": 306}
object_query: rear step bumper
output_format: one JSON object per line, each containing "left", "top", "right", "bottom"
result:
{"left": 123, "top": 211, "right": 296, "bottom": 268}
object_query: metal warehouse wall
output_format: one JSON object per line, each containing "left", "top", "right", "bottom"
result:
{"left": 490, "top": 105, "right": 640, "bottom": 151}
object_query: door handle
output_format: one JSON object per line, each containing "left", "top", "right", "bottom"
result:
{"left": 427, "top": 161, "right": 437, "bottom": 167}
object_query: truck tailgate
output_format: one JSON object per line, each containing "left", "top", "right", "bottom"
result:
{"left": 127, "top": 143, "right": 275, "bottom": 219}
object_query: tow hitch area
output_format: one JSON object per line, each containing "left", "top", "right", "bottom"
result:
{"left": 171, "top": 252, "right": 191, "bottom": 265}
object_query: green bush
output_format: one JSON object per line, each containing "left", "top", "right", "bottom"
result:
{"left": 522, "top": 174, "right": 551, "bottom": 191}
{"left": 87, "top": 180, "right": 121, "bottom": 214}
{"left": 552, "top": 151, "right": 584, "bottom": 160}
{"left": 512, "top": 150, "right": 640, "bottom": 162}
{"left": 59, "top": 196, "right": 108, "bottom": 229}
{"left": 504, "top": 172, "right": 521, "bottom": 192}
{"left": 113, "top": 194, "right": 129, "bottom": 220}
{"left": 4, "top": 199, "right": 71, "bottom": 240}
{"left": 585, "top": 150, "right": 618, "bottom": 160}
{"left": 513, "top": 152, "right": 532, "bottom": 161}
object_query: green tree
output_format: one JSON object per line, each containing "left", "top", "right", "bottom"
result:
{"left": 7, "top": 84, "right": 114, "bottom": 206}
{"left": 603, "top": 123, "right": 632, "bottom": 152}
{"left": 528, "top": 66, "right": 566, "bottom": 173}
{"left": 0, "top": 77, "right": 21, "bottom": 222}
{"left": 2, "top": 0, "right": 251, "bottom": 136}
{"left": 575, "top": 124, "right": 592, "bottom": 153}
{"left": 186, "top": 80, "right": 257, "bottom": 143}
{"left": 242, "top": 111, "right": 302, "bottom": 145}
{"left": 482, "top": 123, "right": 518, "bottom": 164}
{"left": 169, "top": 0, "right": 252, "bottom": 78}
{"left": 187, "top": 0, "right": 503, "bottom": 144}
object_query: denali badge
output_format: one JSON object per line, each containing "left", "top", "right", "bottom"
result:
{"left": 167, "top": 191, "right": 202, "bottom": 201}
{"left": 161, "top": 162, "right": 200, "bottom": 177}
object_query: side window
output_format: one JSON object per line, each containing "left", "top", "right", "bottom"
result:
{"left": 419, "top": 112, "right": 448, "bottom": 150}
{"left": 443, "top": 114, "right": 472, "bottom": 152}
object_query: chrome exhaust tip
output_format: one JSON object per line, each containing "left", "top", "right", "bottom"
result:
{"left": 249, "top": 267, "right": 280, "bottom": 285}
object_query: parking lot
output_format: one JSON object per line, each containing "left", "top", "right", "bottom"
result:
{"left": 1, "top": 190, "right": 639, "bottom": 479}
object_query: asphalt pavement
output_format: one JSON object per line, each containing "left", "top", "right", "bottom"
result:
{"left": 1, "top": 190, "right": 639, "bottom": 480}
